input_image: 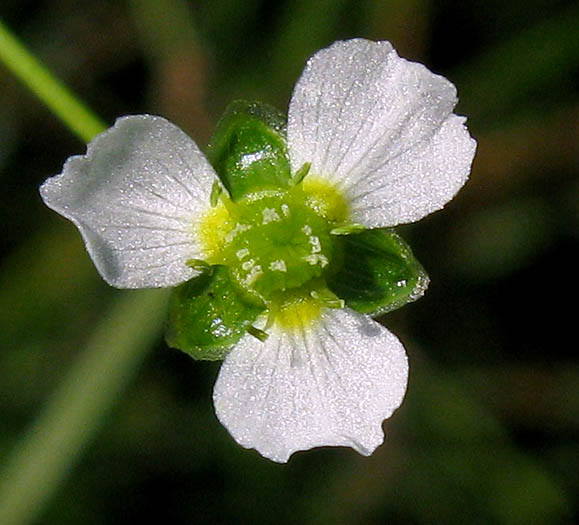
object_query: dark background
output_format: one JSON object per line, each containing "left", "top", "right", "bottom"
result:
{"left": 0, "top": 0, "right": 577, "bottom": 523}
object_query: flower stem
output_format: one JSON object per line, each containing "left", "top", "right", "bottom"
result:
{"left": 0, "top": 18, "right": 106, "bottom": 141}
{"left": 0, "top": 289, "right": 169, "bottom": 525}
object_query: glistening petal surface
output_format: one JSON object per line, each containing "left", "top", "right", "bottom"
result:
{"left": 287, "top": 38, "right": 476, "bottom": 227}
{"left": 347, "top": 114, "right": 476, "bottom": 226}
{"left": 40, "top": 115, "right": 215, "bottom": 288}
{"left": 213, "top": 308, "right": 408, "bottom": 463}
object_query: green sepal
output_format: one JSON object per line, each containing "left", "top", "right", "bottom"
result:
{"left": 206, "top": 100, "right": 291, "bottom": 201}
{"left": 326, "top": 229, "right": 429, "bottom": 316}
{"left": 165, "top": 265, "right": 265, "bottom": 360}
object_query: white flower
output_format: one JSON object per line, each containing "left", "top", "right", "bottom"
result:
{"left": 40, "top": 39, "right": 476, "bottom": 463}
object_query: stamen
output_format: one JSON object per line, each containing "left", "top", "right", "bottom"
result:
{"left": 291, "top": 162, "right": 311, "bottom": 186}
{"left": 247, "top": 325, "right": 269, "bottom": 342}
{"left": 186, "top": 259, "right": 213, "bottom": 274}
{"left": 263, "top": 307, "right": 277, "bottom": 330}
{"left": 210, "top": 180, "right": 223, "bottom": 207}
{"left": 330, "top": 223, "right": 365, "bottom": 235}
{"left": 310, "top": 288, "right": 345, "bottom": 309}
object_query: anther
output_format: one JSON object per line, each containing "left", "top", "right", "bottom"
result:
{"left": 310, "top": 289, "right": 345, "bottom": 308}
{"left": 247, "top": 325, "right": 269, "bottom": 342}
{"left": 186, "top": 259, "right": 213, "bottom": 275}
{"left": 291, "top": 162, "right": 311, "bottom": 186}
{"left": 210, "top": 180, "right": 223, "bottom": 207}
{"left": 330, "top": 223, "right": 365, "bottom": 235}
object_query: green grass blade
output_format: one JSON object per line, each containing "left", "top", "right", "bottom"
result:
{"left": 0, "top": 18, "right": 106, "bottom": 142}
{"left": 0, "top": 289, "right": 169, "bottom": 525}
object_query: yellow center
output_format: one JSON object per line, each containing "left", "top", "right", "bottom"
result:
{"left": 197, "top": 177, "right": 348, "bottom": 329}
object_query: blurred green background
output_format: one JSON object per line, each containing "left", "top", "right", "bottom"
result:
{"left": 0, "top": 0, "right": 577, "bottom": 523}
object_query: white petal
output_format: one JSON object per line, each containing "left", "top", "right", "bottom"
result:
{"left": 347, "top": 114, "right": 476, "bottom": 227}
{"left": 213, "top": 308, "right": 408, "bottom": 463}
{"left": 287, "top": 38, "right": 475, "bottom": 226}
{"left": 40, "top": 115, "right": 215, "bottom": 288}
